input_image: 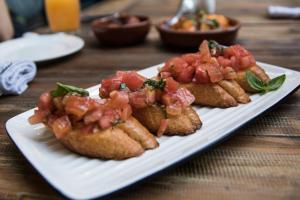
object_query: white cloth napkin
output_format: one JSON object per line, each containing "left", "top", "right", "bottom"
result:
{"left": 0, "top": 60, "right": 36, "bottom": 96}
{"left": 268, "top": 6, "right": 300, "bottom": 18}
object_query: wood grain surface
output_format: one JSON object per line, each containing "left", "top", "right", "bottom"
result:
{"left": 0, "top": 0, "right": 299, "bottom": 199}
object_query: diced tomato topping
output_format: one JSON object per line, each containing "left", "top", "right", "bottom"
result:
{"left": 98, "top": 115, "right": 113, "bottom": 129}
{"left": 65, "top": 96, "right": 90, "bottom": 119}
{"left": 194, "top": 64, "right": 210, "bottom": 84}
{"left": 47, "top": 114, "right": 59, "bottom": 128}
{"left": 206, "top": 58, "right": 223, "bottom": 83}
{"left": 157, "top": 119, "right": 169, "bottom": 137}
{"left": 164, "top": 77, "right": 179, "bottom": 93}
{"left": 120, "top": 104, "right": 132, "bottom": 121}
{"left": 129, "top": 91, "right": 148, "bottom": 108}
{"left": 182, "top": 53, "right": 201, "bottom": 65}
{"left": 161, "top": 93, "right": 175, "bottom": 106}
{"left": 161, "top": 57, "right": 188, "bottom": 72}
{"left": 221, "top": 45, "right": 256, "bottom": 70}
{"left": 176, "top": 65, "right": 194, "bottom": 83}
{"left": 84, "top": 108, "right": 103, "bottom": 124}
{"left": 199, "top": 40, "right": 211, "bottom": 62}
{"left": 37, "top": 92, "right": 53, "bottom": 111}
{"left": 122, "top": 71, "right": 145, "bottom": 91}
{"left": 217, "top": 56, "right": 231, "bottom": 67}
{"left": 100, "top": 75, "right": 123, "bottom": 97}
{"left": 160, "top": 71, "right": 172, "bottom": 79}
{"left": 174, "top": 88, "right": 195, "bottom": 107}
{"left": 28, "top": 109, "right": 50, "bottom": 124}
{"left": 52, "top": 115, "right": 71, "bottom": 139}
{"left": 109, "top": 91, "right": 129, "bottom": 108}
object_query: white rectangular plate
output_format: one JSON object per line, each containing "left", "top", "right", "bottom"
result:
{"left": 6, "top": 62, "right": 300, "bottom": 200}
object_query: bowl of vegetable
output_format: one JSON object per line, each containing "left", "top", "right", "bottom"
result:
{"left": 155, "top": 12, "right": 241, "bottom": 49}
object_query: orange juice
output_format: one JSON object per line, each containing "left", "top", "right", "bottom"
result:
{"left": 45, "top": 0, "right": 80, "bottom": 32}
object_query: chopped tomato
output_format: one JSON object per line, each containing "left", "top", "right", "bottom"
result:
{"left": 157, "top": 119, "right": 169, "bottom": 137}
{"left": 176, "top": 65, "right": 194, "bottom": 83}
{"left": 37, "top": 92, "right": 53, "bottom": 111}
{"left": 160, "top": 71, "right": 172, "bottom": 79}
{"left": 120, "top": 104, "right": 132, "bottom": 121}
{"left": 47, "top": 114, "right": 59, "bottom": 128}
{"left": 88, "top": 98, "right": 106, "bottom": 110}
{"left": 28, "top": 109, "right": 50, "bottom": 124}
{"left": 100, "top": 75, "right": 123, "bottom": 97}
{"left": 222, "top": 45, "right": 256, "bottom": 70}
{"left": 84, "top": 108, "right": 103, "bottom": 124}
{"left": 122, "top": 71, "right": 145, "bottom": 91}
{"left": 52, "top": 115, "right": 71, "bottom": 139}
{"left": 164, "top": 77, "right": 179, "bottom": 93}
{"left": 161, "top": 93, "right": 175, "bottom": 106}
{"left": 98, "top": 115, "right": 113, "bottom": 129}
{"left": 129, "top": 91, "right": 148, "bottom": 108}
{"left": 182, "top": 53, "right": 201, "bottom": 65}
{"left": 161, "top": 57, "right": 188, "bottom": 72}
{"left": 194, "top": 64, "right": 210, "bottom": 84}
{"left": 109, "top": 91, "right": 129, "bottom": 108}
{"left": 65, "top": 96, "right": 90, "bottom": 119}
{"left": 206, "top": 58, "right": 223, "bottom": 83}
{"left": 174, "top": 88, "right": 195, "bottom": 107}
{"left": 217, "top": 56, "right": 231, "bottom": 67}
{"left": 229, "top": 56, "right": 239, "bottom": 70}
{"left": 240, "top": 55, "right": 255, "bottom": 69}
{"left": 199, "top": 40, "right": 211, "bottom": 62}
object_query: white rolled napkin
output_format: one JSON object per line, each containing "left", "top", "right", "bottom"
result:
{"left": 268, "top": 6, "right": 300, "bottom": 18}
{"left": 0, "top": 60, "right": 36, "bottom": 96}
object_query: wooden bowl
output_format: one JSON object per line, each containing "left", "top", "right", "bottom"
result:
{"left": 91, "top": 15, "right": 151, "bottom": 46}
{"left": 155, "top": 17, "right": 241, "bottom": 49}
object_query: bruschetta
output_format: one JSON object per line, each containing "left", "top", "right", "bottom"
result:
{"left": 28, "top": 83, "right": 158, "bottom": 160}
{"left": 99, "top": 71, "right": 202, "bottom": 136}
{"left": 210, "top": 40, "right": 270, "bottom": 92}
{"left": 158, "top": 40, "right": 251, "bottom": 107}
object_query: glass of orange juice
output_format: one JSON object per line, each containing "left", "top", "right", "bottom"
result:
{"left": 45, "top": 0, "right": 80, "bottom": 32}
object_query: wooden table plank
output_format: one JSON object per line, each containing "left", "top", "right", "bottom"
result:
{"left": 0, "top": 0, "right": 299, "bottom": 199}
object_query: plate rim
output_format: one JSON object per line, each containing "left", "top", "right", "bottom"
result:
{"left": 0, "top": 33, "right": 85, "bottom": 62}
{"left": 5, "top": 62, "right": 300, "bottom": 199}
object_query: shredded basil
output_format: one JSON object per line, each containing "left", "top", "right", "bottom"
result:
{"left": 144, "top": 79, "right": 165, "bottom": 90}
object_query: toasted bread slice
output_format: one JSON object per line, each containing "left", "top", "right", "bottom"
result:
{"left": 132, "top": 105, "right": 202, "bottom": 136}
{"left": 58, "top": 116, "right": 158, "bottom": 160}
{"left": 181, "top": 83, "right": 238, "bottom": 108}
{"left": 235, "top": 65, "right": 270, "bottom": 93}
{"left": 218, "top": 80, "right": 251, "bottom": 104}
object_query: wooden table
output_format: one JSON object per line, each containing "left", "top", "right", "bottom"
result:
{"left": 1, "top": 0, "right": 299, "bottom": 199}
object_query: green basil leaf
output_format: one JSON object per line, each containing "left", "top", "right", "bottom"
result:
{"left": 51, "top": 82, "right": 89, "bottom": 97}
{"left": 246, "top": 70, "right": 266, "bottom": 92}
{"left": 144, "top": 79, "right": 165, "bottom": 90}
{"left": 266, "top": 74, "right": 286, "bottom": 91}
